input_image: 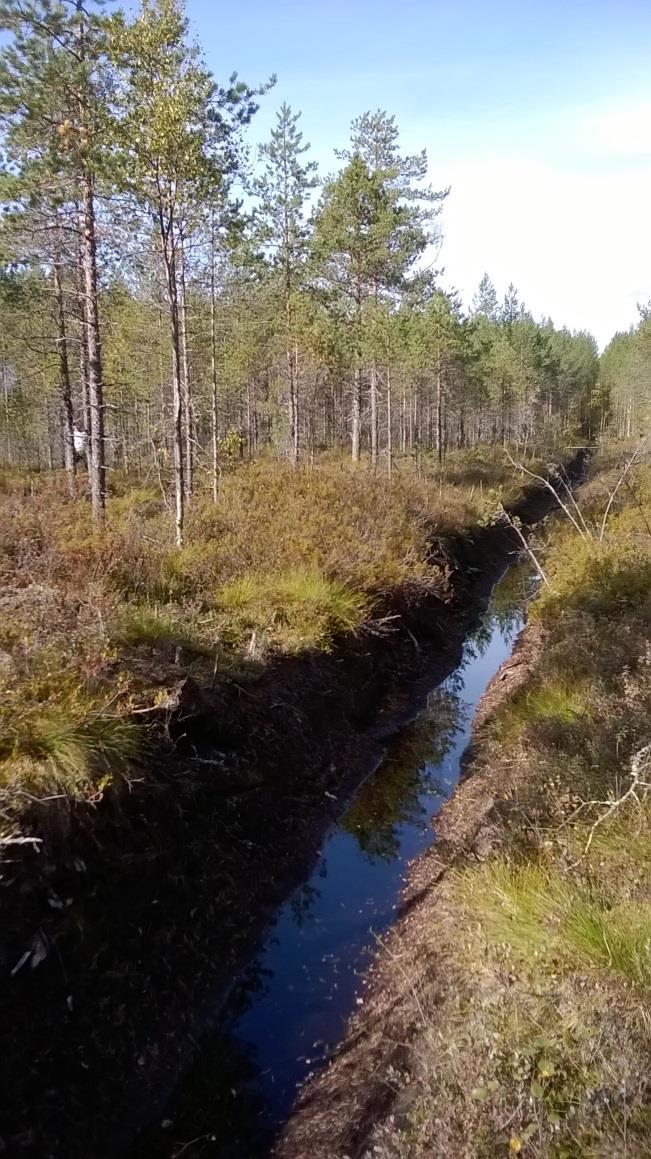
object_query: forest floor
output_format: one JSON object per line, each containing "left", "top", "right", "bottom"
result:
{"left": 0, "top": 442, "right": 586, "bottom": 1158}
{"left": 0, "top": 444, "right": 565, "bottom": 840}
{"left": 276, "top": 447, "right": 651, "bottom": 1159}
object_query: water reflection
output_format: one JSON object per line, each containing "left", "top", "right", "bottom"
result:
{"left": 341, "top": 687, "right": 462, "bottom": 863}
{"left": 136, "top": 560, "right": 535, "bottom": 1159}
{"left": 469, "top": 558, "right": 537, "bottom": 656}
{"left": 289, "top": 881, "right": 321, "bottom": 928}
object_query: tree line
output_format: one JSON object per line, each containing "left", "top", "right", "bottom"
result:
{"left": 0, "top": 0, "right": 602, "bottom": 543}
{"left": 600, "top": 306, "right": 651, "bottom": 439}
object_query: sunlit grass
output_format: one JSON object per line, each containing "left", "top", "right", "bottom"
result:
{"left": 564, "top": 898, "right": 651, "bottom": 987}
{"left": 216, "top": 569, "right": 369, "bottom": 652}
{"left": 457, "top": 825, "right": 651, "bottom": 990}
{"left": 0, "top": 702, "right": 140, "bottom": 797}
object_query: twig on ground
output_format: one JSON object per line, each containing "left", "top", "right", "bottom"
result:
{"left": 371, "top": 929, "right": 430, "bottom": 1028}
{"left": 578, "top": 742, "right": 651, "bottom": 860}
{"left": 0, "top": 833, "right": 43, "bottom": 847}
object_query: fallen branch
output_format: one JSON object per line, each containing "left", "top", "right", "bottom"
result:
{"left": 599, "top": 434, "right": 650, "bottom": 542}
{"left": 0, "top": 834, "right": 43, "bottom": 848}
{"left": 503, "top": 448, "right": 587, "bottom": 539}
{"left": 498, "top": 504, "right": 554, "bottom": 591}
{"left": 580, "top": 741, "right": 651, "bottom": 859}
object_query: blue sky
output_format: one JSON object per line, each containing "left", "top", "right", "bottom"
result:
{"left": 186, "top": 0, "right": 651, "bottom": 346}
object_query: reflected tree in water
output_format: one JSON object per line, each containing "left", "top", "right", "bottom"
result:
{"left": 290, "top": 880, "right": 322, "bottom": 927}
{"left": 468, "top": 558, "right": 536, "bottom": 657}
{"left": 340, "top": 688, "right": 462, "bottom": 863}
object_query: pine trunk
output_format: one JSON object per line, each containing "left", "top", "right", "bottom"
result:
{"left": 210, "top": 236, "right": 219, "bottom": 504}
{"left": 352, "top": 295, "right": 362, "bottom": 462}
{"left": 351, "top": 367, "right": 362, "bottom": 462}
{"left": 386, "top": 366, "right": 392, "bottom": 478}
{"left": 52, "top": 253, "right": 75, "bottom": 494}
{"left": 179, "top": 240, "right": 193, "bottom": 497}
{"left": 79, "top": 177, "right": 105, "bottom": 518}
{"left": 436, "top": 346, "right": 444, "bottom": 465}
{"left": 370, "top": 361, "right": 378, "bottom": 470}
{"left": 160, "top": 231, "right": 185, "bottom": 546}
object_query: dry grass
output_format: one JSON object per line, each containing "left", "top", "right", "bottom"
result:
{"left": 0, "top": 449, "right": 527, "bottom": 818}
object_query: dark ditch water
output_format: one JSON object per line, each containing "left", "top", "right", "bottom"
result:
{"left": 138, "top": 561, "right": 537, "bottom": 1159}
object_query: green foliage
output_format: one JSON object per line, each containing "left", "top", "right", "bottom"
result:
{"left": 216, "top": 569, "right": 369, "bottom": 652}
{"left": 253, "top": 101, "right": 318, "bottom": 273}
{"left": 459, "top": 847, "right": 651, "bottom": 989}
{"left": 600, "top": 313, "right": 651, "bottom": 437}
{"left": 108, "top": 0, "right": 262, "bottom": 206}
{"left": 312, "top": 153, "right": 431, "bottom": 304}
{"left": 0, "top": 696, "right": 140, "bottom": 797}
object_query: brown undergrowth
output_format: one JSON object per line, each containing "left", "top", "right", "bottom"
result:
{"left": 0, "top": 445, "right": 580, "bottom": 1158}
{"left": 276, "top": 448, "right": 651, "bottom": 1159}
{"left": 0, "top": 450, "right": 518, "bottom": 828}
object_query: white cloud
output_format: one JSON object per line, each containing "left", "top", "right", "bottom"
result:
{"left": 436, "top": 155, "right": 651, "bottom": 347}
{"left": 579, "top": 97, "right": 651, "bottom": 161}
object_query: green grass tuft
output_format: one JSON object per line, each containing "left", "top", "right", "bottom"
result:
{"left": 0, "top": 704, "right": 140, "bottom": 796}
{"left": 216, "top": 569, "right": 369, "bottom": 653}
{"left": 563, "top": 898, "right": 651, "bottom": 987}
{"left": 458, "top": 837, "right": 651, "bottom": 990}
{"left": 114, "top": 603, "right": 215, "bottom": 658}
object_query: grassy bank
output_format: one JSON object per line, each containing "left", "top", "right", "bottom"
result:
{"left": 277, "top": 445, "right": 651, "bottom": 1159}
{"left": 0, "top": 446, "right": 547, "bottom": 835}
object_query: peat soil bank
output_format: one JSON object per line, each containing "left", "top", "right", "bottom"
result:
{"left": 0, "top": 458, "right": 586, "bottom": 1159}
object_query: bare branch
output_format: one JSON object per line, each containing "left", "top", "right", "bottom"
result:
{"left": 503, "top": 449, "right": 587, "bottom": 539}
{"left": 599, "top": 434, "right": 650, "bottom": 542}
{"left": 579, "top": 742, "right": 651, "bottom": 861}
{"left": 498, "top": 503, "right": 553, "bottom": 590}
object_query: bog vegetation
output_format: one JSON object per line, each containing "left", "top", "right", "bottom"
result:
{"left": 357, "top": 449, "right": 651, "bottom": 1159}
{"left": 0, "top": 445, "right": 535, "bottom": 822}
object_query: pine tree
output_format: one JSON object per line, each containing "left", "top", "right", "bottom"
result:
{"left": 472, "top": 273, "right": 499, "bottom": 321}
{"left": 254, "top": 103, "right": 318, "bottom": 465}
{"left": 501, "top": 282, "right": 521, "bottom": 331}
{"left": 340, "top": 110, "right": 449, "bottom": 465}
{"left": 312, "top": 143, "right": 438, "bottom": 462}
{"left": 108, "top": 0, "right": 268, "bottom": 543}
{"left": 0, "top": 0, "right": 109, "bottom": 513}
